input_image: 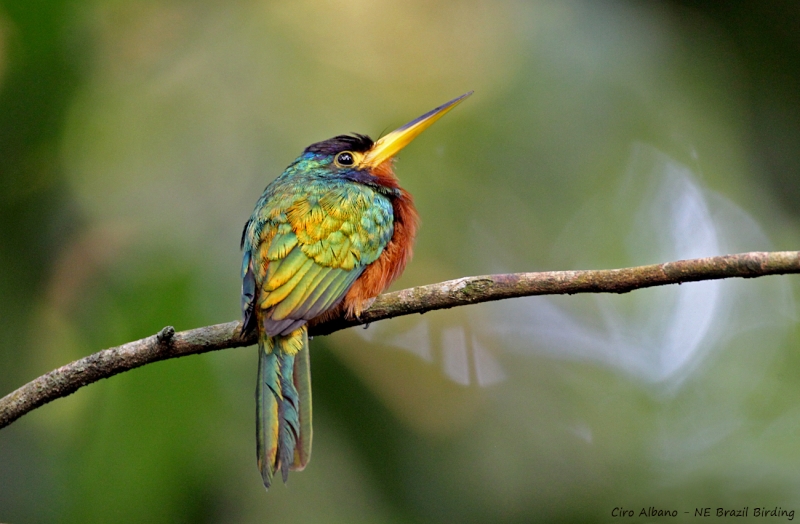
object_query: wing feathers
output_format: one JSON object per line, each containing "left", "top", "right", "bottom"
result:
{"left": 265, "top": 247, "right": 308, "bottom": 290}
{"left": 266, "top": 231, "right": 298, "bottom": 260}
{"left": 261, "top": 257, "right": 315, "bottom": 310}
{"left": 271, "top": 263, "right": 324, "bottom": 320}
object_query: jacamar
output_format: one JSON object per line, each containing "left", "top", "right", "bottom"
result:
{"left": 240, "top": 92, "right": 472, "bottom": 489}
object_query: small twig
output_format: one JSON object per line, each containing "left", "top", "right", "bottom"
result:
{"left": 1, "top": 250, "right": 798, "bottom": 430}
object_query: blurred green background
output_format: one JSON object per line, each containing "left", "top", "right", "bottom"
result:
{"left": 2, "top": 1, "right": 800, "bottom": 522}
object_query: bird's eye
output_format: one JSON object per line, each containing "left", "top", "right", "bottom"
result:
{"left": 334, "top": 151, "right": 355, "bottom": 167}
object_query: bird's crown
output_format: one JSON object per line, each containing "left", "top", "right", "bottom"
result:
{"left": 303, "top": 134, "right": 374, "bottom": 156}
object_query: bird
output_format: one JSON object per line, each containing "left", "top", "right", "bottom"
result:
{"left": 240, "top": 92, "right": 472, "bottom": 489}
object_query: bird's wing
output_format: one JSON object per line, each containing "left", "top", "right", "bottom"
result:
{"left": 244, "top": 181, "right": 394, "bottom": 336}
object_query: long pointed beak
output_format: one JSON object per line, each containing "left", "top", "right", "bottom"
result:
{"left": 361, "top": 91, "right": 473, "bottom": 169}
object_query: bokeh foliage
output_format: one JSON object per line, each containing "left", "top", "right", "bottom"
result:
{"left": 2, "top": 1, "right": 800, "bottom": 522}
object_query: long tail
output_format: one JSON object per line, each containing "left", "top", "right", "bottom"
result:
{"left": 256, "top": 325, "right": 312, "bottom": 489}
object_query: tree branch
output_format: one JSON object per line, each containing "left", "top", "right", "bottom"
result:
{"left": 2, "top": 250, "right": 798, "bottom": 429}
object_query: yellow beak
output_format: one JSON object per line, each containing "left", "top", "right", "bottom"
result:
{"left": 361, "top": 91, "right": 473, "bottom": 169}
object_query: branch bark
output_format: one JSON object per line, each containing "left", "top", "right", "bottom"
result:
{"left": 2, "top": 250, "right": 798, "bottom": 430}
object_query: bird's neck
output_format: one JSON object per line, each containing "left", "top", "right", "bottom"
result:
{"left": 337, "top": 161, "right": 403, "bottom": 198}
{"left": 368, "top": 160, "right": 401, "bottom": 190}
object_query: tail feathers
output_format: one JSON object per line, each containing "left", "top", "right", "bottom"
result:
{"left": 256, "top": 326, "right": 311, "bottom": 489}
{"left": 256, "top": 340, "right": 279, "bottom": 488}
{"left": 278, "top": 351, "right": 299, "bottom": 482}
{"left": 291, "top": 337, "right": 312, "bottom": 471}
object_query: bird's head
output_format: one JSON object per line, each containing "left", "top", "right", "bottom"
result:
{"left": 296, "top": 92, "right": 472, "bottom": 190}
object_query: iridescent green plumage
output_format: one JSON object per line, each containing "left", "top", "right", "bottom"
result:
{"left": 241, "top": 136, "right": 396, "bottom": 489}
{"left": 241, "top": 93, "right": 471, "bottom": 490}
